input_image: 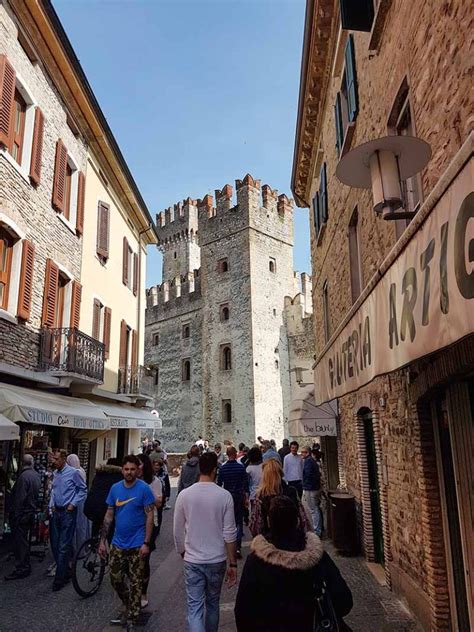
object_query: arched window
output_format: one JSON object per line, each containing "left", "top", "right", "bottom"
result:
{"left": 269, "top": 258, "right": 276, "bottom": 273}
{"left": 220, "top": 304, "right": 230, "bottom": 322}
{"left": 182, "top": 359, "right": 191, "bottom": 382}
{"left": 218, "top": 258, "right": 229, "bottom": 273}
{"left": 182, "top": 324, "right": 190, "bottom": 339}
{"left": 221, "top": 345, "right": 232, "bottom": 371}
{"left": 222, "top": 400, "right": 232, "bottom": 423}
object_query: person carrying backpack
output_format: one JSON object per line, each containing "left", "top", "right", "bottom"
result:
{"left": 235, "top": 495, "right": 353, "bottom": 631}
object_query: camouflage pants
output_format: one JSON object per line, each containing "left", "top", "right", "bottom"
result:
{"left": 109, "top": 545, "right": 145, "bottom": 622}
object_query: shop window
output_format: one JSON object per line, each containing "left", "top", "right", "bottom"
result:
{"left": 220, "top": 345, "right": 232, "bottom": 371}
{"left": 182, "top": 324, "right": 190, "bottom": 339}
{"left": 220, "top": 303, "right": 230, "bottom": 322}
{"left": 334, "top": 35, "right": 358, "bottom": 157}
{"left": 222, "top": 400, "right": 232, "bottom": 423}
{"left": 153, "top": 332, "right": 160, "bottom": 346}
{"left": 218, "top": 258, "right": 229, "bottom": 273}
{"left": 322, "top": 280, "right": 330, "bottom": 344}
{"left": 182, "top": 358, "right": 191, "bottom": 382}
{"left": 348, "top": 207, "right": 363, "bottom": 303}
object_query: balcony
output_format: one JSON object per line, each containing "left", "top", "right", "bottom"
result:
{"left": 118, "top": 365, "right": 157, "bottom": 398}
{"left": 40, "top": 328, "right": 105, "bottom": 382}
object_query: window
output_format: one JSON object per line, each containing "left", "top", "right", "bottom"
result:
{"left": 221, "top": 345, "right": 232, "bottom": 371}
{"left": 0, "top": 221, "right": 34, "bottom": 320}
{"left": 182, "top": 324, "right": 190, "bottom": 339}
{"left": 96, "top": 201, "right": 110, "bottom": 261}
{"left": 340, "top": 0, "right": 374, "bottom": 32}
{"left": 52, "top": 140, "right": 85, "bottom": 234}
{"left": 0, "top": 227, "right": 14, "bottom": 310}
{"left": 222, "top": 400, "right": 232, "bottom": 423}
{"left": 269, "top": 258, "right": 276, "bottom": 273}
{"left": 122, "top": 237, "right": 138, "bottom": 293}
{"left": 322, "top": 280, "right": 330, "bottom": 344}
{"left": 348, "top": 208, "right": 363, "bottom": 303}
{"left": 63, "top": 162, "right": 73, "bottom": 221}
{"left": 275, "top": 359, "right": 279, "bottom": 370}
{"left": 312, "top": 163, "right": 328, "bottom": 240}
{"left": 174, "top": 251, "right": 177, "bottom": 259}
{"left": 153, "top": 332, "right": 160, "bottom": 346}
{"left": 220, "top": 303, "right": 230, "bottom": 322}
{"left": 41, "top": 259, "right": 81, "bottom": 331}
{"left": 92, "top": 298, "right": 103, "bottom": 341}
{"left": 9, "top": 89, "right": 26, "bottom": 164}
{"left": 334, "top": 35, "right": 358, "bottom": 157}
{"left": 273, "top": 308, "right": 277, "bottom": 316}
{"left": 218, "top": 258, "right": 229, "bottom": 273}
{"left": 182, "top": 359, "right": 191, "bottom": 382}
{"left": 154, "top": 367, "right": 159, "bottom": 387}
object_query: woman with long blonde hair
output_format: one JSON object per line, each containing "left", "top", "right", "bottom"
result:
{"left": 249, "top": 458, "right": 312, "bottom": 537}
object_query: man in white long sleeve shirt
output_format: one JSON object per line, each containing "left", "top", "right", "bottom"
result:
{"left": 283, "top": 441, "right": 304, "bottom": 499}
{"left": 173, "top": 451, "right": 237, "bottom": 632}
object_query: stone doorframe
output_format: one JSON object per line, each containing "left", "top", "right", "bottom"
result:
{"left": 353, "top": 393, "right": 393, "bottom": 587}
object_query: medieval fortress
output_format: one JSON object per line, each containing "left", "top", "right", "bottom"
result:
{"left": 145, "top": 174, "right": 313, "bottom": 452}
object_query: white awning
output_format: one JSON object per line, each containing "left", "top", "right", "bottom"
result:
{"left": 288, "top": 387, "right": 338, "bottom": 437}
{"left": 0, "top": 414, "right": 20, "bottom": 440}
{"left": 101, "top": 402, "right": 162, "bottom": 430}
{"left": 0, "top": 383, "right": 109, "bottom": 431}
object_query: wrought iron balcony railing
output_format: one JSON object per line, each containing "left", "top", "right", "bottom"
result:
{"left": 40, "top": 327, "right": 105, "bottom": 382}
{"left": 118, "top": 365, "right": 157, "bottom": 397}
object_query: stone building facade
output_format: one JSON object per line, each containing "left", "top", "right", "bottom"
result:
{"left": 146, "top": 175, "right": 314, "bottom": 451}
{"left": 292, "top": 1, "right": 473, "bottom": 630}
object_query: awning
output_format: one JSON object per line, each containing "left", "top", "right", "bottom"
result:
{"left": 0, "top": 414, "right": 20, "bottom": 440}
{"left": 288, "top": 386, "right": 337, "bottom": 437}
{"left": 101, "top": 402, "right": 162, "bottom": 430}
{"left": 0, "top": 383, "right": 109, "bottom": 431}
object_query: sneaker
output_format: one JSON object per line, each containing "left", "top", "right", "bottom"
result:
{"left": 110, "top": 612, "right": 127, "bottom": 626}
{"left": 236, "top": 549, "right": 242, "bottom": 559}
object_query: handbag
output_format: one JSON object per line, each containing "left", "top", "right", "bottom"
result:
{"left": 313, "top": 578, "right": 340, "bottom": 632}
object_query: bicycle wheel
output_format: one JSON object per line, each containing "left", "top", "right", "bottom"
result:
{"left": 72, "top": 537, "right": 106, "bottom": 598}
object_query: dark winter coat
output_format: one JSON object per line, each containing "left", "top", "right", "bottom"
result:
{"left": 9, "top": 465, "right": 41, "bottom": 519}
{"left": 177, "top": 456, "right": 200, "bottom": 494}
{"left": 83, "top": 464, "right": 122, "bottom": 525}
{"left": 302, "top": 455, "right": 321, "bottom": 491}
{"left": 234, "top": 532, "right": 353, "bottom": 632}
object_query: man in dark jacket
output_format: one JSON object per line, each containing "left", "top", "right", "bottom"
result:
{"left": 278, "top": 438, "right": 291, "bottom": 461}
{"left": 177, "top": 446, "right": 200, "bottom": 494}
{"left": 5, "top": 454, "right": 41, "bottom": 580}
{"left": 84, "top": 458, "right": 122, "bottom": 537}
{"left": 302, "top": 446, "right": 322, "bottom": 536}
{"left": 217, "top": 446, "right": 248, "bottom": 557}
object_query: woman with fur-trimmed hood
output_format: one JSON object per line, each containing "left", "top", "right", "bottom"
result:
{"left": 235, "top": 495, "right": 353, "bottom": 632}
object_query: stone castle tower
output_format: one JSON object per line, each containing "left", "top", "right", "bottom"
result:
{"left": 145, "top": 174, "right": 300, "bottom": 452}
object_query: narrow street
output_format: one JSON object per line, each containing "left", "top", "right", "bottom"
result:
{"left": 0, "top": 480, "right": 420, "bottom": 632}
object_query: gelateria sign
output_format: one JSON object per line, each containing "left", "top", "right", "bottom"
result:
{"left": 314, "top": 155, "right": 474, "bottom": 405}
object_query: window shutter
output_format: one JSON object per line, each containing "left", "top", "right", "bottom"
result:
{"left": 92, "top": 298, "right": 101, "bottom": 340}
{"left": 0, "top": 55, "right": 15, "bottom": 149}
{"left": 76, "top": 171, "right": 85, "bottom": 235}
{"left": 103, "top": 307, "right": 112, "bottom": 360}
{"left": 29, "top": 107, "right": 44, "bottom": 186}
{"left": 334, "top": 92, "right": 344, "bottom": 157}
{"left": 42, "top": 258, "right": 59, "bottom": 328}
{"left": 133, "top": 253, "right": 139, "bottom": 296}
{"left": 96, "top": 202, "right": 110, "bottom": 258}
{"left": 320, "top": 163, "right": 328, "bottom": 223}
{"left": 312, "top": 192, "right": 320, "bottom": 236}
{"left": 119, "top": 319, "right": 128, "bottom": 367}
{"left": 345, "top": 35, "right": 359, "bottom": 123}
{"left": 122, "top": 237, "right": 129, "bottom": 285}
{"left": 52, "top": 140, "right": 68, "bottom": 213}
{"left": 340, "top": 0, "right": 374, "bottom": 32}
{"left": 70, "top": 280, "right": 82, "bottom": 329}
{"left": 16, "top": 240, "right": 35, "bottom": 320}
{"left": 131, "top": 329, "right": 138, "bottom": 369}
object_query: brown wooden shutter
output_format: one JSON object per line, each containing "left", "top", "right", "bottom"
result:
{"left": 42, "top": 258, "right": 59, "bottom": 328}
{"left": 52, "top": 140, "right": 68, "bottom": 212}
{"left": 96, "top": 202, "right": 110, "bottom": 258}
{"left": 70, "top": 280, "right": 82, "bottom": 329}
{"left": 0, "top": 55, "right": 15, "bottom": 149}
{"left": 132, "top": 253, "right": 139, "bottom": 296}
{"left": 76, "top": 171, "right": 85, "bottom": 235}
{"left": 131, "top": 329, "right": 138, "bottom": 369}
{"left": 29, "top": 107, "right": 44, "bottom": 186}
{"left": 119, "top": 319, "right": 128, "bottom": 367}
{"left": 92, "top": 298, "right": 101, "bottom": 340}
{"left": 103, "top": 307, "right": 112, "bottom": 360}
{"left": 16, "top": 240, "right": 35, "bottom": 321}
{"left": 122, "top": 237, "right": 129, "bottom": 285}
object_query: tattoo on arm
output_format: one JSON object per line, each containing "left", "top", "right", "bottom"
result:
{"left": 100, "top": 507, "right": 114, "bottom": 541}
{"left": 144, "top": 503, "right": 155, "bottom": 514}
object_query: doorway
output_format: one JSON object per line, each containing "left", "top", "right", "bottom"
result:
{"left": 116, "top": 429, "right": 129, "bottom": 461}
{"left": 362, "top": 411, "right": 384, "bottom": 565}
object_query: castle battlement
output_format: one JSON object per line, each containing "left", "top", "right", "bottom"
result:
{"left": 156, "top": 197, "right": 199, "bottom": 250}
{"left": 146, "top": 269, "right": 202, "bottom": 310}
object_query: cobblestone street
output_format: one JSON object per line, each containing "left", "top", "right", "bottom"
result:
{"left": 0, "top": 482, "right": 421, "bottom": 632}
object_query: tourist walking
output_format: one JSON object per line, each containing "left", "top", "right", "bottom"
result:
{"left": 302, "top": 446, "right": 323, "bottom": 536}
{"left": 5, "top": 454, "right": 41, "bottom": 580}
{"left": 245, "top": 447, "right": 263, "bottom": 512}
{"left": 217, "top": 446, "right": 248, "bottom": 557}
{"left": 84, "top": 458, "right": 122, "bottom": 537}
{"left": 49, "top": 449, "right": 87, "bottom": 591}
{"left": 67, "top": 454, "right": 91, "bottom": 553}
{"left": 173, "top": 451, "right": 237, "bottom": 632}
{"left": 177, "top": 445, "right": 201, "bottom": 494}
{"left": 283, "top": 441, "right": 303, "bottom": 498}
{"left": 235, "top": 495, "right": 353, "bottom": 631}
{"left": 99, "top": 455, "right": 155, "bottom": 632}
{"left": 249, "top": 458, "right": 311, "bottom": 538}
{"left": 261, "top": 440, "right": 282, "bottom": 464}
{"left": 214, "top": 443, "right": 225, "bottom": 465}
{"left": 278, "top": 438, "right": 291, "bottom": 461}
{"left": 151, "top": 457, "right": 166, "bottom": 536}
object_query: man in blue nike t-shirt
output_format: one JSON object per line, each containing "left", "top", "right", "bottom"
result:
{"left": 99, "top": 455, "right": 155, "bottom": 631}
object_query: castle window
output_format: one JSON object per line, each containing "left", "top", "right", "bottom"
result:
{"left": 222, "top": 400, "right": 232, "bottom": 424}
{"left": 273, "top": 308, "right": 277, "bottom": 317}
{"left": 182, "top": 358, "right": 191, "bottom": 382}
{"left": 154, "top": 367, "right": 159, "bottom": 387}
{"left": 275, "top": 360, "right": 279, "bottom": 370}
{"left": 218, "top": 258, "right": 229, "bottom": 273}
{"left": 153, "top": 332, "right": 160, "bottom": 346}
{"left": 182, "top": 324, "right": 190, "bottom": 339}
{"left": 220, "top": 345, "right": 232, "bottom": 371}
{"left": 220, "top": 303, "right": 230, "bottom": 322}
{"left": 269, "top": 258, "right": 276, "bottom": 273}
{"left": 174, "top": 251, "right": 177, "bottom": 259}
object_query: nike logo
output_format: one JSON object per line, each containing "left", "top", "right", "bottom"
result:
{"left": 115, "top": 497, "right": 136, "bottom": 507}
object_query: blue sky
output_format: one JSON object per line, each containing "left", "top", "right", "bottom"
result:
{"left": 54, "top": 0, "right": 310, "bottom": 286}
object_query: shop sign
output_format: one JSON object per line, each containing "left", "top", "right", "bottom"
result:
{"left": 109, "top": 417, "right": 155, "bottom": 429}
{"left": 26, "top": 407, "right": 108, "bottom": 430}
{"left": 291, "top": 418, "right": 337, "bottom": 437}
{"left": 314, "top": 156, "right": 474, "bottom": 405}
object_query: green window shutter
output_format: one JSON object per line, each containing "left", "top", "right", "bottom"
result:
{"left": 320, "top": 163, "right": 328, "bottom": 223}
{"left": 345, "top": 35, "right": 359, "bottom": 123}
{"left": 312, "top": 192, "right": 320, "bottom": 237}
{"left": 334, "top": 92, "right": 344, "bottom": 156}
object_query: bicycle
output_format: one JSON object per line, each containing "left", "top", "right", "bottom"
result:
{"left": 72, "top": 535, "right": 108, "bottom": 598}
